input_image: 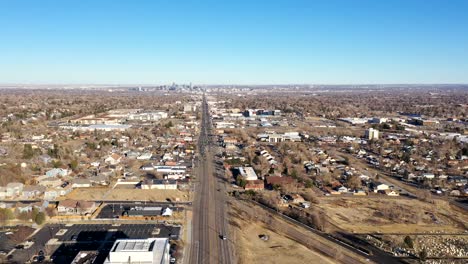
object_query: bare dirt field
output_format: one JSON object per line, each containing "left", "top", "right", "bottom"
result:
{"left": 230, "top": 210, "right": 336, "bottom": 264}
{"left": 315, "top": 197, "right": 467, "bottom": 234}
{"left": 64, "top": 187, "right": 189, "bottom": 202}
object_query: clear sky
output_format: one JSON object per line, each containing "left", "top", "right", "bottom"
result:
{"left": 1, "top": 0, "right": 467, "bottom": 85}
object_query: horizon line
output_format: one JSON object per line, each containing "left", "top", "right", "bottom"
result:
{"left": 1, "top": 82, "right": 468, "bottom": 87}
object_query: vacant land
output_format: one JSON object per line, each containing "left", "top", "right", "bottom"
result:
{"left": 65, "top": 188, "right": 189, "bottom": 202}
{"left": 315, "top": 197, "right": 467, "bottom": 234}
{"left": 229, "top": 204, "right": 336, "bottom": 264}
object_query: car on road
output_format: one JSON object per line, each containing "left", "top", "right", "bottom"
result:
{"left": 170, "top": 257, "right": 176, "bottom": 263}
{"left": 32, "top": 255, "right": 45, "bottom": 263}
{"left": 220, "top": 234, "right": 227, "bottom": 240}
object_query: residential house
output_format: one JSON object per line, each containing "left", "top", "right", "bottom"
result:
{"left": 89, "top": 174, "right": 109, "bottom": 186}
{"left": 337, "top": 186, "right": 348, "bottom": 193}
{"left": 422, "top": 173, "right": 435, "bottom": 179}
{"left": 386, "top": 190, "right": 400, "bottom": 196}
{"left": 0, "top": 187, "right": 7, "bottom": 199}
{"left": 291, "top": 194, "right": 305, "bottom": 204}
{"left": 39, "top": 154, "right": 52, "bottom": 164}
{"left": 166, "top": 174, "right": 185, "bottom": 180}
{"left": 44, "top": 189, "right": 59, "bottom": 200}
{"left": 324, "top": 187, "right": 341, "bottom": 195}
{"left": 44, "top": 185, "right": 73, "bottom": 200}
{"left": 15, "top": 202, "right": 33, "bottom": 214}
{"left": 137, "top": 153, "right": 152, "bottom": 160}
{"left": 353, "top": 189, "right": 368, "bottom": 196}
{"left": 266, "top": 176, "right": 294, "bottom": 188}
{"left": 140, "top": 163, "right": 155, "bottom": 171}
{"left": 375, "top": 183, "right": 389, "bottom": 192}
{"left": 6, "top": 182, "right": 24, "bottom": 198}
{"left": 57, "top": 199, "right": 96, "bottom": 215}
{"left": 22, "top": 185, "right": 46, "bottom": 199}
{"left": 46, "top": 168, "right": 70, "bottom": 178}
{"left": 37, "top": 177, "right": 63, "bottom": 188}
{"left": 244, "top": 180, "right": 264, "bottom": 190}
{"left": 105, "top": 154, "right": 122, "bottom": 165}
{"left": 71, "top": 178, "right": 92, "bottom": 188}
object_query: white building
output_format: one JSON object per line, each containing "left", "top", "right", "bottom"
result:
{"left": 183, "top": 104, "right": 196, "bottom": 113}
{"left": 141, "top": 180, "right": 178, "bottom": 190}
{"left": 104, "top": 238, "right": 170, "bottom": 264}
{"left": 137, "top": 153, "right": 153, "bottom": 160}
{"left": 365, "top": 128, "right": 380, "bottom": 140}
{"left": 154, "top": 166, "right": 186, "bottom": 174}
{"left": 6, "top": 182, "right": 24, "bottom": 197}
{"left": 128, "top": 112, "right": 168, "bottom": 121}
{"left": 375, "top": 183, "right": 389, "bottom": 192}
{"left": 239, "top": 167, "right": 258, "bottom": 181}
{"left": 268, "top": 134, "right": 284, "bottom": 143}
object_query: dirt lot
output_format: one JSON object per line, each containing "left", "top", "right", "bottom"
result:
{"left": 64, "top": 187, "right": 189, "bottom": 202}
{"left": 230, "top": 210, "right": 335, "bottom": 264}
{"left": 315, "top": 197, "right": 467, "bottom": 234}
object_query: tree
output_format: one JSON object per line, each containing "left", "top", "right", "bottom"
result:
{"left": 69, "top": 160, "right": 78, "bottom": 171}
{"left": 34, "top": 212, "right": 46, "bottom": 225}
{"left": 165, "top": 121, "right": 173, "bottom": 128}
{"left": 419, "top": 248, "right": 427, "bottom": 261}
{"left": 45, "top": 207, "right": 56, "bottom": 217}
{"left": 0, "top": 208, "right": 14, "bottom": 222}
{"left": 51, "top": 160, "right": 62, "bottom": 168}
{"left": 23, "top": 144, "right": 34, "bottom": 159}
{"left": 48, "top": 144, "right": 60, "bottom": 158}
{"left": 347, "top": 175, "right": 362, "bottom": 190}
{"left": 291, "top": 169, "right": 298, "bottom": 179}
{"left": 304, "top": 179, "right": 314, "bottom": 188}
{"left": 252, "top": 155, "right": 259, "bottom": 165}
{"left": 236, "top": 178, "right": 247, "bottom": 188}
{"left": 404, "top": 235, "right": 414, "bottom": 249}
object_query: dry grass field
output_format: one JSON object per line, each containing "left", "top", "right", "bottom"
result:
{"left": 64, "top": 187, "right": 189, "bottom": 202}
{"left": 230, "top": 213, "right": 336, "bottom": 264}
{"left": 315, "top": 197, "right": 467, "bottom": 234}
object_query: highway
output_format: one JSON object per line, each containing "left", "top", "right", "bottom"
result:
{"left": 188, "top": 94, "right": 234, "bottom": 264}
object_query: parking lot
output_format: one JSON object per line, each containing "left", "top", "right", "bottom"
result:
{"left": 96, "top": 203, "right": 183, "bottom": 219}
{"left": 0, "top": 231, "right": 16, "bottom": 254}
{"left": 56, "top": 223, "right": 179, "bottom": 242}
{"left": 9, "top": 223, "right": 180, "bottom": 264}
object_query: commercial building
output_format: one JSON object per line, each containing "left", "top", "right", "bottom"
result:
{"left": 239, "top": 167, "right": 258, "bottom": 181}
{"left": 365, "top": 128, "right": 380, "bottom": 140}
{"left": 104, "top": 238, "right": 170, "bottom": 264}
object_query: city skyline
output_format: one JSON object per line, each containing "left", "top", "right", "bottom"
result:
{"left": 1, "top": 0, "right": 468, "bottom": 84}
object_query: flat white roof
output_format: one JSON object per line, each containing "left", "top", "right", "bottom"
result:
{"left": 105, "top": 238, "right": 169, "bottom": 264}
{"left": 240, "top": 167, "right": 258, "bottom": 181}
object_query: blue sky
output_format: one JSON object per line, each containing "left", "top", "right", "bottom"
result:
{"left": 0, "top": 0, "right": 467, "bottom": 84}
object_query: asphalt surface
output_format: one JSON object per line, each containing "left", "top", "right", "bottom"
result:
{"left": 189, "top": 95, "right": 234, "bottom": 264}
{"left": 9, "top": 223, "right": 180, "bottom": 264}
{"left": 96, "top": 203, "right": 183, "bottom": 219}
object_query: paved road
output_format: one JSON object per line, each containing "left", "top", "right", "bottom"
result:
{"left": 189, "top": 94, "right": 234, "bottom": 264}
